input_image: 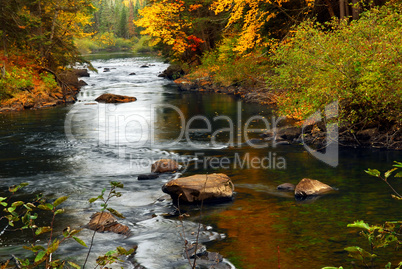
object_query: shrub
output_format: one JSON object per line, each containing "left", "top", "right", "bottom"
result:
{"left": 268, "top": 3, "right": 402, "bottom": 128}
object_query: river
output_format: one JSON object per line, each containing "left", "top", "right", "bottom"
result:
{"left": 0, "top": 54, "right": 401, "bottom": 268}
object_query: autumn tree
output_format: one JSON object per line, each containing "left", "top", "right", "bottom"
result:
{"left": 1, "top": 0, "right": 95, "bottom": 71}
{"left": 135, "top": 0, "right": 225, "bottom": 63}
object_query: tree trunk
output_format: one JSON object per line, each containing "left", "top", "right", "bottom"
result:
{"left": 340, "top": 0, "right": 345, "bottom": 20}
{"left": 352, "top": 0, "right": 359, "bottom": 20}
{"left": 345, "top": 0, "right": 350, "bottom": 17}
{"left": 323, "top": 0, "right": 336, "bottom": 18}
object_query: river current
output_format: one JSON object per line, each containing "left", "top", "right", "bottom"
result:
{"left": 0, "top": 54, "right": 401, "bottom": 268}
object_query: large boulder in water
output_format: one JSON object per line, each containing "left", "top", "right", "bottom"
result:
{"left": 294, "top": 178, "right": 334, "bottom": 197}
{"left": 162, "top": 173, "right": 234, "bottom": 203}
{"left": 151, "top": 159, "right": 179, "bottom": 173}
{"left": 86, "top": 212, "right": 130, "bottom": 236}
{"left": 95, "top": 93, "right": 137, "bottom": 103}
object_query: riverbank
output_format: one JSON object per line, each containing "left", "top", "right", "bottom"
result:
{"left": 0, "top": 68, "right": 88, "bottom": 113}
{"left": 174, "top": 72, "right": 402, "bottom": 150}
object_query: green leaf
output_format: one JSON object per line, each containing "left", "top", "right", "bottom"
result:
{"left": 46, "top": 203, "right": 54, "bottom": 210}
{"left": 73, "top": 236, "right": 88, "bottom": 247}
{"left": 11, "top": 201, "right": 24, "bottom": 208}
{"left": 34, "top": 250, "right": 47, "bottom": 263}
{"left": 0, "top": 202, "right": 7, "bottom": 207}
{"left": 54, "top": 209, "right": 65, "bottom": 215}
{"left": 88, "top": 197, "right": 98, "bottom": 203}
{"left": 38, "top": 204, "right": 52, "bottom": 211}
{"left": 111, "top": 181, "right": 124, "bottom": 188}
{"left": 24, "top": 245, "right": 46, "bottom": 252}
{"left": 393, "top": 161, "right": 402, "bottom": 168}
{"left": 344, "top": 246, "right": 376, "bottom": 260}
{"left": 9, "top": 183, "right": 28, "bottom": 193}
{"left": 105, "top": 250, "right": 117, "bottom": 256}
{"left": 107, "top": 208, "right": 125, "bottom": 219}
{"left": 0, "top": 197, "right": 7, "bottom": 202}
{"left": 68, "top": 261, "right": 81, "bottom": 269}
{"left": 394, "top": 172, "right": 402, "bottom": 178}
{"left": 384, "top": 168, "right": 397, "bottom": 179}
{"left": 365, "top": 169, "right": 381, "bottom": 178}
{"left": 47, "top": 239, "right": 60, "bottom": 254}
{"left": 7, "top": 206, "right": 16, "bottom": 213}
{"left": 347, "top": 220, "right": 370, "bottom": 230}
{"left": 53, "top": 196, "right": 69, "bottom": 207}
{"left": 385, "top": 262, "right": 391, "bottom": 269}
{"left": 70, "top": 229, "right": 81, "bottom": 236}
{"left": 35, "top": 226, "right": 52, "bottom": 236}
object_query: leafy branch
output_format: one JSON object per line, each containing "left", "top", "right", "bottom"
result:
{"left": 365, "top": 161, "right": 402, "bottom": 200}
{"left": 83, "top": 181, "right": 128, "bottom": 269}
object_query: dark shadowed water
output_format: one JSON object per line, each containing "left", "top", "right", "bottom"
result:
{"left": 0, "top": 54, "right": 401, "bottom": 268}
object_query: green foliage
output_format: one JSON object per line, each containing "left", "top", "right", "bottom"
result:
{"left": 96, "top": 247, "right": 135, "bottom": 267}
{"left": 268, "top": 3, "right": 402, "bottom": 127}
{"left": 324, "top": 162, "right": 401, "bottom": 269}
{"left": 76, "top": 33, "right": 134, "bottom": 54}
{"left": 343, "top": 221, "right": 401, "bottom": 268}
{"left": 39, "top": 72, "right": 58, "bottom": 91}
{"left": 88, "top": 181, "right": 124, "bottom": 216}
{"left": 0, "top": 67, "right": 35, "bottom": 101}
{"left": 83, "top": 181, "right": 135, "bottom": 268}
{"left": 0, "top": 181, "right": 134, "bottom": 268}
{"left": 197, "top": 44, "right": 271, "bottom": 88}
{"left": 0, "top": 183, "right": 86, "bottom": 268}
{"left": 365, "top": 161, "right": 402, "bottom": 200}
{"left": 132, "top": 35, "right": 154, "bottom": 54}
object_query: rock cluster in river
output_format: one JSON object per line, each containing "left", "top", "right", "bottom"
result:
{"left": 277, "top": 178, "right": 335, "bottom": 199}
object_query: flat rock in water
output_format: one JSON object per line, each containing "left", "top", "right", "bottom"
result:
{"left": 162, "top": 173, "right": 234, "bottom": 203}
{"left": 294, "top": 178, "right": 334, "bottom": 197}
{"left": 86, "top": 212, "right": 130, "bottom": 236}
{"left": 151, "top": 159, "right": 179, "bottom": 173}
{"left": 95, "top": 93, "right": 137, "bottom": 103}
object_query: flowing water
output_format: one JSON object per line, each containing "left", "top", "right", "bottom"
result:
{"left": 0, "top": 54, "right": 401, "bottom": 268}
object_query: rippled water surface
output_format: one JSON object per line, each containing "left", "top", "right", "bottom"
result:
{"left": 0, "top": 54, "right": 401, "bottom": 268}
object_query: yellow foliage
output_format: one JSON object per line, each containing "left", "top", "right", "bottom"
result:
{"left": 211, "top": 0, "right": 314, "bottom": 54}
{"left": 135, "top": 0, "right": 203, "bottom": 57}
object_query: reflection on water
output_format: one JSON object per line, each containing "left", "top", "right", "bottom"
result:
{"left": 0, "top": 55, "right": 401, "bottom": 268}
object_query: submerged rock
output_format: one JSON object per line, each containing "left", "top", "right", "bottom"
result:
{"left": 151, "top": 159, "right": 179, "bottom": 173}
{"left": 138, "top": 173, "right": 159, "bottom": 180}
{"left": 162, "top": 173, "right": 234, "bottom": 203}
{"left": 277, "top": 183, "right": 295, "bottom": 191}
{"left": 86, "top": 212, "right": 130, "bottom": 236}
{"left": 184, "top": 243, "right": 229, "bottom": 268}
{"left": 294, "top": 178, "right": 334, "bottom": 198}
{"left": 95, "top": 93, "right": 137, "bottom": 103}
